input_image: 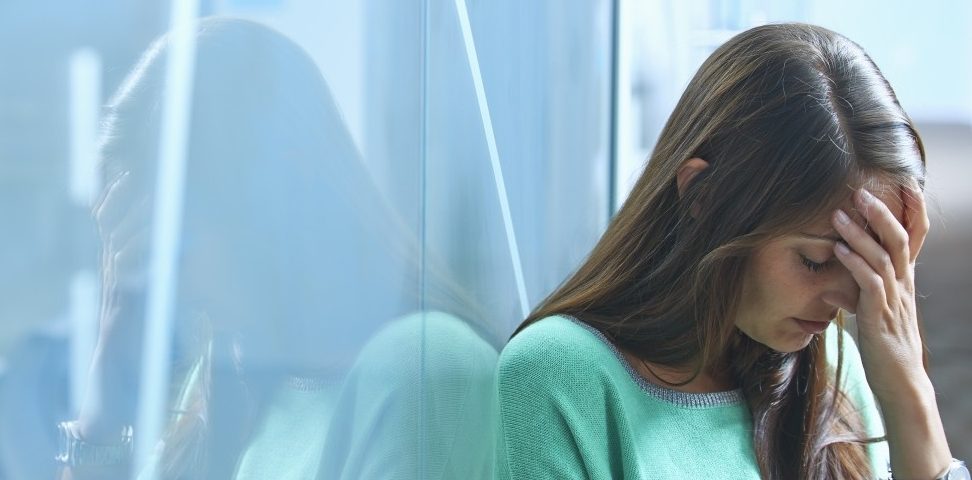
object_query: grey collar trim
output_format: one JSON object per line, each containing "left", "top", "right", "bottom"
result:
{"left": 285, "top": 370, "right": 341, "bottom": 392}
{"left": 286, "top": 375, "right": 333, "bottom": 392}
{"left": 562, "top": 315, "right": 745, "bottom": 408}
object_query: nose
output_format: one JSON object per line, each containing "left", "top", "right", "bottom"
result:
{"left": 820, "top": 262, "right": 861, "bottom": 314}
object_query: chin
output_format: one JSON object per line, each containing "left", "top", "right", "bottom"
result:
{"left": 740, "top": 328, "right": 813, "bottom": 354}
{"left": 766, "top": 333, "right": 815, "bottom": 353}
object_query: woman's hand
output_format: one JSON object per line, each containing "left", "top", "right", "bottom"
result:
{"left": 826, "top": 184, "right": 952, "bottom": 480}
{"left": 77, "top": 172, "right": 151, "bottom": 447}
{"left": 829, "top": 186, "right": 926, "bottom": 400}
{"left": 93, "top": 172, "right": 151, "bottom": 348}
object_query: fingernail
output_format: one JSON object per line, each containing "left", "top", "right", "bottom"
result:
{"left": 834, "top": 209, "right": 851, "bottom": 225}
{"left": 858, "top": 188, "right": 873, "bottom": 204}
{"left": 835, "top": 242, "right": 850, "bottom": 255}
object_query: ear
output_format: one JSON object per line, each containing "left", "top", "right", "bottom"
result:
{"left": 676, "top": 157, "right": 710, "bottom": 198}
{"left": 676, "top": 157, "right": 710, "bottom": 218}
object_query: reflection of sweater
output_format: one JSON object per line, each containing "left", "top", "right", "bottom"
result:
{"left": 138, "top": 311, "right": 498, "bottom": 480}
{"left": 495, "top": 315, "right": 890, "bottom": 479}
{"left": 317, "top": 310, "right": 498, "bottom": 480}
{"left": 237, "top": 311, "right": 499, "bottom": 480}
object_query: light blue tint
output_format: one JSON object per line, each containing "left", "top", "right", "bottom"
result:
{"left": 0, "top": 0, "right": 611, "bottom": 478}
{"left": 132, "top": 1, "right": 200, "bottom": 478}
{"left": 4, "top": 1, "right": 968, "bottom": 479}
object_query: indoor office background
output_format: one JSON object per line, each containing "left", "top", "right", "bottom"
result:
{"left": 0, "top": 0, "right": 968, "bottom": 479}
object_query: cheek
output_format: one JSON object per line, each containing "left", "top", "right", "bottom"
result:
{"left": 763, "top": 280, "right": 806, "bottom": 319}
{"left": 758, "top": 261, "right": 807, "bottom": 304}
{"left": 743, "top": 259, "right": 822, "bottom": 322}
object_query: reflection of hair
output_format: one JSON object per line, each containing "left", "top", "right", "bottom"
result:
{"left": 100, "top": 16, "right": 388, "bottom": 347}
{"left": 97, "top": 16, "right": 409, "bottom": 479}
{"left": 99, "top": 16, "right": 493, "bottom": 479}
{"left": 517, "top": 23, "right": 924, "bottom": 479}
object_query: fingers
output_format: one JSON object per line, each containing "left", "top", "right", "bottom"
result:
{"left": 107, "top": 196, "right": 151, "bottom": 253}
{"left": 832, "top": 207, "right": 899, "bottom": 292}
{"left": 96, "top": 173, "right": 152, "bottom": 291}
{"left": 832, "top": 241, "right": 888, "bottom": 321}
{"left": 113, "top": 228, "right": 150, "bottom": 289}
{"left": 858, "top": 188, "right": 911, "bottom": 276}
{"left": 94, "top": 171, "right": 134, "bottom": 235}
{"left": 902, "top": 183, "right": 929, "bottom": 262}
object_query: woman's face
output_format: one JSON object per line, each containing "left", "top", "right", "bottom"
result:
{"left": 734, "top": 187, "right": 904, "bottom": 353}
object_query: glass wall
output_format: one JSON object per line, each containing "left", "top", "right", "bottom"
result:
{"left": 0, "top": 0, "right": 610, "bottom": 478}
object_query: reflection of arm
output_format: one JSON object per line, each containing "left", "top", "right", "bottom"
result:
{"left": 495, "top": 317, "right": 599, "bottom": 480}
{"left": 59, "top": 286, "right": 145, "bottom": 480}
{"left": 60, "top": 173, "right": 149, "bottom": 479}
{"left": 58, "top": 367, "right": 133, "bottom": 480}
{"left": 59, "top": 345, "right": 207, "bottom": 480}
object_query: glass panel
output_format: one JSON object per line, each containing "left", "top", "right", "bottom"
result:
{"left": 0, "top": 1, "right": 612, "bottom": 479}
{"left": 424, "top": 0, "right": 612, "bottom": 334}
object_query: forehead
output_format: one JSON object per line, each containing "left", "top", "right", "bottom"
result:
{"left": 802, "top": 181, "right": 905, "bottom": 236}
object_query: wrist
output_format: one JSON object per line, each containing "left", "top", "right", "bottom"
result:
{"left": 873, "top": 369, "right": 936, "bottom": 412}
{"left": 56, "top": 420, "right": 133, "bottom": 468}
{"left": 932, "top": 459, "right": 971, "bottom": 480}
{"left": 877, "top": 376, "right": 954, "bottom": 480}
{"left": 78, "top": 350, "right": 139, "bottom": 436}
{"left": 76, "top": 414, "right": 129, "bottom": 445}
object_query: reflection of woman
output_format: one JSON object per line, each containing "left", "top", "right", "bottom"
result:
{"left": 58, "top": 17, "right": 497, "bottom": 480}
{"left": 497, "top": 24, "right": 965, "bottom": 479}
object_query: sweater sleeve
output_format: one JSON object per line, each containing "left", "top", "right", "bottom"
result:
{"left": 494, "top": 317, "right": 608, "bottom": 480}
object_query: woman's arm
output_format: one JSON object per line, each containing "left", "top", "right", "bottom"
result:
{"left": 826, "top": 185, "right": 954, "bottom": 480}
{"left": 59, "top": 175, "right": 148, "bottom": 479}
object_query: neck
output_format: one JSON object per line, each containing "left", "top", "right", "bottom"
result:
{"left": 620, "top": 349, "right": 737, "bottom": 393}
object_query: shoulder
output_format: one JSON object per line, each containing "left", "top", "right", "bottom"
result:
{"left": 495, "top": 315, "right": 626, "bottom": 476}
{"left": 355, "top": 310, "right": 499, "bottom": 381}
{"left": 497, "top": 315, "right": 620, "bottom": 398}
{"left": 500, "top": 315, "right": 612, "bottom": 373}
{"left": 502, "top": 315, "right": 603, "bottom": 354}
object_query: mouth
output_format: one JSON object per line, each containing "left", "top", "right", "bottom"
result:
{"left": 792, "top": 317, "right": 831, "bottom": 335}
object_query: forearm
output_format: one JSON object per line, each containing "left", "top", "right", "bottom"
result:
{"left": 76, "top": 347, "right": 138, "bottom": 440}
{"left": 60, "top": 351, "right": 137, "bottom": 479}
{"left": 879, "top": 374, "right": 952, "bottom": 480}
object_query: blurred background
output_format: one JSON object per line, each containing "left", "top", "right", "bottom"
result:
{"left": 0, "top": 0, "right": 968, "bottom": 478}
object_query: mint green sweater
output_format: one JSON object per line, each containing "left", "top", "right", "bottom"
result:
{"left": 495, "top": 315, "right": 890, "bottom": 479}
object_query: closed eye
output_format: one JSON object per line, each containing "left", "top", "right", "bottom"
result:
{"left": 799, "top": 254, "right": 834, "bottom": 273}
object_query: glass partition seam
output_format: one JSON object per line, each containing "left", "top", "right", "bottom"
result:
{"left": 608, "top": 0, "right": 622, "bottom": 217}
{"left": 453, "top": 0, "right": 530, "bottom": 319}
{"left": 419, "top": 0, "right": 430, "bottom": 477}
{"left": 133, "top": 0, "right": 201, "bottom": 477}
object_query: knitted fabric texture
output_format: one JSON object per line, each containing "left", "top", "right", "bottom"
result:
{"left": 495, "top": 315, "right": 889, "bottom": 479}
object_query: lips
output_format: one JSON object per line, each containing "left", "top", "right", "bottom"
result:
{"left": 793, "top": 317, "right": 831, "bottom": 334}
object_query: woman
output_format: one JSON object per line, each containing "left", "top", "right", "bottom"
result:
{"left": 496, "top": 23, "right": 963, "bottom": 479}
{"left": 61, "top": 17, "right": 498, "bottom": 480}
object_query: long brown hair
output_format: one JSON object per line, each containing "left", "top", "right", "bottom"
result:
{"left": 515, "top": 23, "right": 925, "bottom": 479}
